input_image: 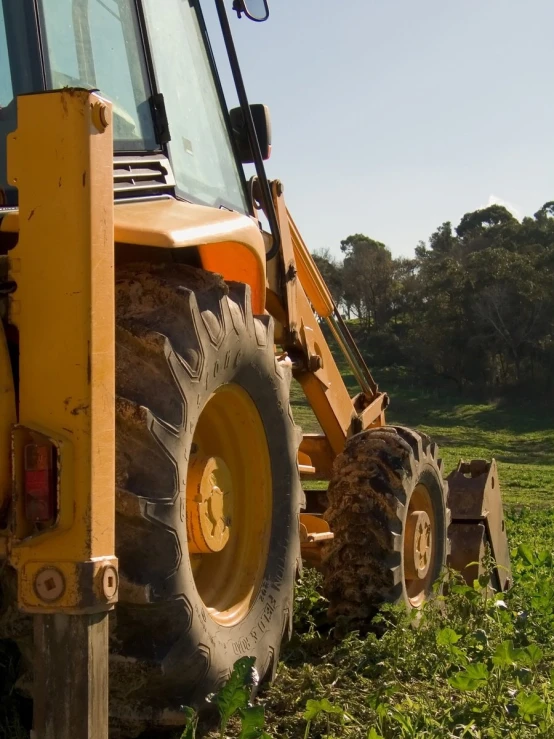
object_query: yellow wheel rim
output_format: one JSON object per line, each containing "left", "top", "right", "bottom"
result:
{"left": 187, "top": 384, "right": 272, "bottom": 627}
{"left": 404, "top": 483, "right": 435, "bottom": 608}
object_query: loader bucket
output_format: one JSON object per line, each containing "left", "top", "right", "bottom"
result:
{"left": 447, "top": 459, "right": 511, "bottom": 591}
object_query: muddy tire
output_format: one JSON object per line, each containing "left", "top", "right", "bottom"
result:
{"left": 111, "top": 264, "right": 302, "bottom": 736}
{"left": 322, "top": 426, "right": 450, "bottom": 624}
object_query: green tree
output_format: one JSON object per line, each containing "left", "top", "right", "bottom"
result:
{"left": 312, "top": 248, "right": 344, "bottom": 306}
{"left": 340, "top": 234, "right": 394, "bottom": 329}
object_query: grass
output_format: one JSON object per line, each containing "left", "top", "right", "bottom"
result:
{"left": 245, "top": 362, "right": 554, "bottom": 738}
{"left": 382, "top": 377, "right": 554, "bottom": 507}
{"left": 258, "top": 512, "right": 554, "bottom": 738}
{"left": 292, "top": 364, "right": 554, "bottom": 506}
{"left": 183, "top": 506, "right": 554, "bottom": 738}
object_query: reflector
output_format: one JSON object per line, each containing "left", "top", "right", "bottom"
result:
{"left": 24, "top": 444, "right": 55, "bottom": 522}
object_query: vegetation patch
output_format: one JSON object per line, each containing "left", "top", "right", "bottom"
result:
{"left": 181, "top": 508, "right": 554, "bottom": 738}
{"left": 181, "top": 374, "right": 554, "bottom": 738}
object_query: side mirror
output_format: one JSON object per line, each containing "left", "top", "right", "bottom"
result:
{"left": 229, "top": 104, "right": 272, "bottom": 163}
{"left": 232, "top": 0, "right": 270, "bottom": 22}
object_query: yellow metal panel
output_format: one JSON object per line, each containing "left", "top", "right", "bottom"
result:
{"left": 0, "top": 212, "right": 17, "bottom": 233}
{"left": 116, "top": 199, "right": 267, "bottom": 313}
{"left": 198, "top": 241, "right": 265, "bottom": 314}
{"left": 299, "top": 434, "right": 335, "bottom": 480}
{"left": 355, "top": 392, "right": 388, "bottom": 429}
{"left": 2, "top": 187, "right": 268, "bottom": 313}
{"left": 114, "top": 197, "right": 265, "bottom": 252}
{"left": 1, "top": 194, "right": 265, "bottom": 250}
{"left": 271, "top": 182, "right": 298, "bottom": 336}
{"left": 7, "top": 90, "right": 115, "bottom": 613}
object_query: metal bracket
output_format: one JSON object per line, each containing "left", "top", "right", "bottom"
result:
{"left": 447, "top": 459, "right": 512, "bottom": 590}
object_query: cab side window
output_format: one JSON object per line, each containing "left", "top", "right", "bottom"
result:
{"left": 0, "top": 5, "right": 16, "bottom": 203}
{"left": 0, "top": 8, "right": 12, "bottom": 107}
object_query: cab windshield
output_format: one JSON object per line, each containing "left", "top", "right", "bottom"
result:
{"left": 142, "top": 0, "right": 248, "bottom": 213}
{"left": 39, "top": 0, "right": 157, "bottom": 151}
{"left": 0, "top": 0, "right": 248, "bottom": 214}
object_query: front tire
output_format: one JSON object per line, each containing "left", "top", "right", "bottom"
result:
{"left": 111, "top": 264, "right": 303, "bottom": 736}
{"left": 323, "top": 426, "right": 450, "bottom": 624}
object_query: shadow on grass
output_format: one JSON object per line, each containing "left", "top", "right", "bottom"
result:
{"left": 0, "top": 640, "right": 31, "bottom": 739}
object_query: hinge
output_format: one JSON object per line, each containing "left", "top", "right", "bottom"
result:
{"left": 149, "top": 93, "right": 171, "bottom": 145}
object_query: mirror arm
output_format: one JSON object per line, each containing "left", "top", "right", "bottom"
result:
{"left": 215, "top": 0, "right": 280, "bottom": 261}
{"left": 231, "top": 1, "right": 244, "bottom": 19}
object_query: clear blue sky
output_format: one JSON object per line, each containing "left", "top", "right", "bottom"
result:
{"left": 203, "top": 0, "right": 554, "bottom": 259}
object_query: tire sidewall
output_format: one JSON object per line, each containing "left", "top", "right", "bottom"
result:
{"left": 160, "top": 313, "right": 299, "bottom": 695}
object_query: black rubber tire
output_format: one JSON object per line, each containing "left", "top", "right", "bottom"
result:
{"left": 110, "top": 264, "right": 303, "bottom": 737}
{"left": 322, "top": 426, "right": 450, "bottom": 624}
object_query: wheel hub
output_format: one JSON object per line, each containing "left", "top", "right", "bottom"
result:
{"left": 187, "top": 456, "right": 233, "bottom": 554}
{"left": 405, "top": 509, "right": 432, "bottom": 580}
{"left": 186, "top": 384, "right": 273, "bottom": 626}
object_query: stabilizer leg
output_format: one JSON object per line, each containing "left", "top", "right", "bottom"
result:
{"left": 447, "top": 459, "right": 511, "bottom": 590}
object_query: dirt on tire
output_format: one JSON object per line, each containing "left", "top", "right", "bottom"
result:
{"left": 111, "top": 263, "right": 303, "bottom": 737}
{"left": 322, "top": 426, "right": 450, "bottom": 626}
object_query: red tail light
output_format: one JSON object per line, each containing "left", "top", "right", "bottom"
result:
{"left": 24, "top": 443, "right": 56, "bottom": 522}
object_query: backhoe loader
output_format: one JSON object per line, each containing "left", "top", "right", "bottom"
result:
{"left": 0, "top": 0, "right": 511, "bottom": 736}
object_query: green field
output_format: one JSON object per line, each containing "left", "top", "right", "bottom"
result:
{"left": 254, "top": 370, "right": 554, "bottom": 739}
{"left": 181, "top": 370, "right": 554, "bottom": 739}
{"left": 291, "top": 368, "right": 554, "bottom": 506}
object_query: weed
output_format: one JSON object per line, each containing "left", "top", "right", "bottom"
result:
{"left": 293, "top": 568, "right": 329, "bottom": 635}
{"left": 180, "top": 657, "right": 272, "bottom": 739}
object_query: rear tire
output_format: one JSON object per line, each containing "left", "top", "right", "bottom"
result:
{"left": 323, "top": 426, "right": 450, "bottom": 624}
{"left": 111, "top": 264, "right": 303, "bottom": 736}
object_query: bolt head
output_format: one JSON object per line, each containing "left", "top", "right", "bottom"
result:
{"left": 34, "top": 567, "right": 65, "bottom": 603}
{"left": 91, "top": 101, "right": 110, "bottom": 132}
{"left": 102, "top": 565, "right": 119, "bottom": 600}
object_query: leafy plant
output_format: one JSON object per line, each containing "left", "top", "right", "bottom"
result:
{"left": 258, "top": 507, "right": 554, "bottom": 738}
{"left": 303, "top": 697, "right": 354, "bottom": 738}
{"left": 180, "top": 657, "right": 272, "bottom": 739}
{"left": 214, "top": 656, "right": 256, "bottom": 734}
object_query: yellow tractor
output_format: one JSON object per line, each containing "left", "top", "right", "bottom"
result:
{"left": 0, "top": 1, "right": 511, "bottom": 737}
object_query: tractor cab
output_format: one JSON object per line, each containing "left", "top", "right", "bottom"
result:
{"left": 0, "top": 0, "right": 268, "bottom": 215}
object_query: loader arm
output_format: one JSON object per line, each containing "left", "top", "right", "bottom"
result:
{"left": 263, "top": 180, "right": 388, "bottom": 464}
{"left": 262, "top": 180, "right": 511, "bottom": 591}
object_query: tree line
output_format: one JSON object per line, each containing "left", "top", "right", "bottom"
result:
{"left": 314, "top": 203, "right": 554, "bottom": 397}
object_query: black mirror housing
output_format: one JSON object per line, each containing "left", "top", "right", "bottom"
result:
{"left": 232, "top": 0, "right": 269, "bottom": 22}
{"left": 229, "top": 104, "right": 272, "bottom": 163}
